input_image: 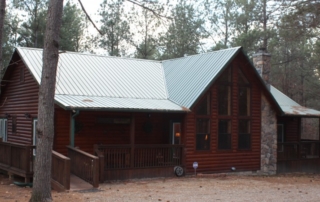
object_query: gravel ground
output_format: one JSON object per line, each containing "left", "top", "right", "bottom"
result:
{"left": 1, "top": 173, "right": 320, "bottom": 201}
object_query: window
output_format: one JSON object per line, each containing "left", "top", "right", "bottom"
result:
{"left": 238, "top": 120, "right": 251, "bottom": 149}
{"left": 196, "top": 119, "right": 210, "bottom": 150}
{"left": 217, "top": 67, "right": 232, "bottom": 150}
{"left": 196, "top": 95, "right": 210, "bottom": 115}
{"left": 239, "top": 87, "right": 250, "bottom": 116}
{"left": 238, "top": 69, "right": 251, "bottom": 149}
{"left": 0, "top": 119, "right": 7, "bottom": 141}
{"left": 218, "top": 120, "right": 231, "bottom": 149}
{"left": 218, "top": 85, "right": 231, "bottom": 115}
{"left": 12, "top": 116, "right": 16, "bottom": 133}
{"left": 33, "top": 119, "right": 38, "bottom": 155}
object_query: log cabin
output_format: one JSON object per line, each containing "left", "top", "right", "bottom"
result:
{"left": 0, "top": 47, "right": 319, "bottom": 183}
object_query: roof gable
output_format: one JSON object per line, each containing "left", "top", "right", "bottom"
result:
{"left": 163, "top": 47, "right": 241, "bottom": 108}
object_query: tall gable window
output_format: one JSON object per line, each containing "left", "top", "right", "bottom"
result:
{"left": 238, "top": 69, "right": 251, "bottom": 149}
{"left": 196, "top": 94, "right": 210, "bottom": 150}
{"left": 217, "top": 67, "right": 232, "bottom": 150}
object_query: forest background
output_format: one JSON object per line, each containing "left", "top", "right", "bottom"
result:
{"left": 2, "top": 0, "right": 320, "bottom": 115}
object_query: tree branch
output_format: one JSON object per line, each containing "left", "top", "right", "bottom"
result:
{"left": 77, "top": 0, "right": 104, "bottom": 35}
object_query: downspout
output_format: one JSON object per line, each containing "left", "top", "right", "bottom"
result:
{"left": 70, "top": 110, "right": 80, "bottom": 147}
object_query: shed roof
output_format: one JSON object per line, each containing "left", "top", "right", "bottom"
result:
{"left": 270, "top": 86, "right": 320, "bottom": 117}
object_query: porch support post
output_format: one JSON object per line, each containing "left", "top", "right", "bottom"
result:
{"left": 130, "top": 114, "right": 135, "bottom": 168}
{"left": 70, "top": 110, "right": 80, "bottom": 147}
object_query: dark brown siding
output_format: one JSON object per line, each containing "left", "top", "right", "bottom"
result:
{"left": 277, "top": 117, "right": 300, "bottom": 142}
{"left": 184, "top": 54, "right": 263, "bottom": 174}
{"left": 54, "top": 107, "right": 70, "bottom": 155}
{"left": 0, "top": 60, "right": 39, "bottom": 145}
{"left": 54, "top": 110, "right": 184, "bottom": 155}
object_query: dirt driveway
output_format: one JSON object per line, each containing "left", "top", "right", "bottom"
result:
{"left": 1, "top": 173, "right": 320, "bottom": 202}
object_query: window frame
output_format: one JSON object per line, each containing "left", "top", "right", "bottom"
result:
{"left": 195, "top": 94, "right": 211, "bottom": 151}
{"left": 33, "top": 119, "right": 38, "bottom": 156}
{"left": 217, "top": 66, "right": 233, "bottom": 151}
{"left": 0, "top": 118, "right": 7, "bottom": 141}
{"left": 237, "top": 68, "right": 252, "bottom": 150}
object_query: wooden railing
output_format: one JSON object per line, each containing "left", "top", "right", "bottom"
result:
{"left": 67, "top": 146, "right": 99, "bottom": 188}
{"left": 0, "top": 141, "right": 34, "bottom": 182}
{"left": 94, "top": 144, "right": 184, "bottom": 169}
{"left": 51, "top": 151, "right": 70, "bottom": 191}
{"left": 278, "top": 140, "right": 320, "bottom": 161}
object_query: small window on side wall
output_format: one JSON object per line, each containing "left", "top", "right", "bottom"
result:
{"left": 196, "top": 119, "right": 210, "bottom": 150}
{"left": 0, "top": 119, "right": 7, "bottom": 141}
{"left": 33, "top": 119, "right": 38, "bottom": 155}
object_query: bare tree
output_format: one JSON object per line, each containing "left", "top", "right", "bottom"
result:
{"left": 30, "top": 0, "right": 64, "bottom": 201}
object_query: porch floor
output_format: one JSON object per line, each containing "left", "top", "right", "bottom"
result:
{"left": 70, "top": 174, "right": 93, "bottom": 191}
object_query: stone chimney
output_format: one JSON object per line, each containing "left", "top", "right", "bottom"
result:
{"left": 253, "top": 48, "right": 271, "bottom": 89}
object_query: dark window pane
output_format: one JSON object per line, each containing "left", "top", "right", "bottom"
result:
{"left": 238, "top": 134, "right": 251, "bottom": 149}
{"left": 196, "top": 94, "right": 210, "bottom": 115}
{"left": 238, "top": 120, "right": 251, "bottom": 149}
{"left": 218, "top": 133, "right": 231, "bottom": 150}
{"left": 217, "top": 67, "right": 231, "bottom": 83}
{"left": 196, "top": 133, "right": 210, "bottom": 150}
{"left": 239, "top": 87, "right": 250, "bottom": 116}
{"left": 238, "top": 69, "right": 249, "bottom": 85}
{"left": 218, "top": 86, "right": 231, "bottom": 115}
{"left": 196, "top": 119, "right": 210, "bottom": 134}
{"left": 239, "top": 120, "right": 250, "bottom": 134}
{"left": 218, "top": 120, "right": 231, "bottom": 149}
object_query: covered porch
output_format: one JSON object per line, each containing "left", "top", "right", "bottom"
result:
{"left": 277, "top": 116, "right": 320, "bottom": 173}
{"left": 63, "top": 110, "right": 187, "bottom": 181}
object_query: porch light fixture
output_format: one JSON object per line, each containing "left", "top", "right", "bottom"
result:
{"left": 175, "top": 132, "right": 181, "bottom": 137}
{"left": 24, "top": 113, "right": 31, "bottom": 119}
{"left": 231, "top": 167, "right": 236, "bottom": 171}
{"left": 5, "top": 113, "right": 10, "bottom": 118}
{"left": 193, "top": 162, "right": 198, "bottom": 176}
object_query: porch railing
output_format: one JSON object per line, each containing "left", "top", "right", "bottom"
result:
{"left": 51, "top": 150, "right": 70, "bottom": 191}
{"left": 0, "top": 141, "right": 34, "bottom": 182}
{"left": 277, "top": 140, "right": 320, "bottom": 161}
{"left": 67, "top": 146, "right": 99, "bottom": 188}
{"left": 94, "top": 144, "right": 184, "bottom": 169}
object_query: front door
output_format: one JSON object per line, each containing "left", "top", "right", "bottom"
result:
{"left": 171, "top": 122, "right": 181, "bottom": 145}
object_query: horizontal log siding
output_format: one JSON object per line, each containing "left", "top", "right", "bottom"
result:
{"left": 277, "top": 117, "right": 300, "bottom": 142}
{"left": 0, "top": 60, "right": 39, "bottom": 145}
{"left": 54, "top": 108, "right": 70, "bottom": 155}
{"left": 184, "top": 55, "right": 262, "bottom": 174}
{"left": 57, "top": 111, "right": 183, "bottom": 154}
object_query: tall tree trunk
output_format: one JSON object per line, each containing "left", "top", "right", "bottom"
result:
{"left": 0, "top": 0, "right": 6, "bottom": 74}
{"left": 30, "top": 0, "right": 64, "bottom": 201}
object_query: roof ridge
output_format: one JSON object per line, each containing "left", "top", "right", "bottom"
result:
{"left": 16, "top": 46, "right": 162, "bottom": 63}
{"left": 161, "top": 47, "right": 241, "bottom": 62}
